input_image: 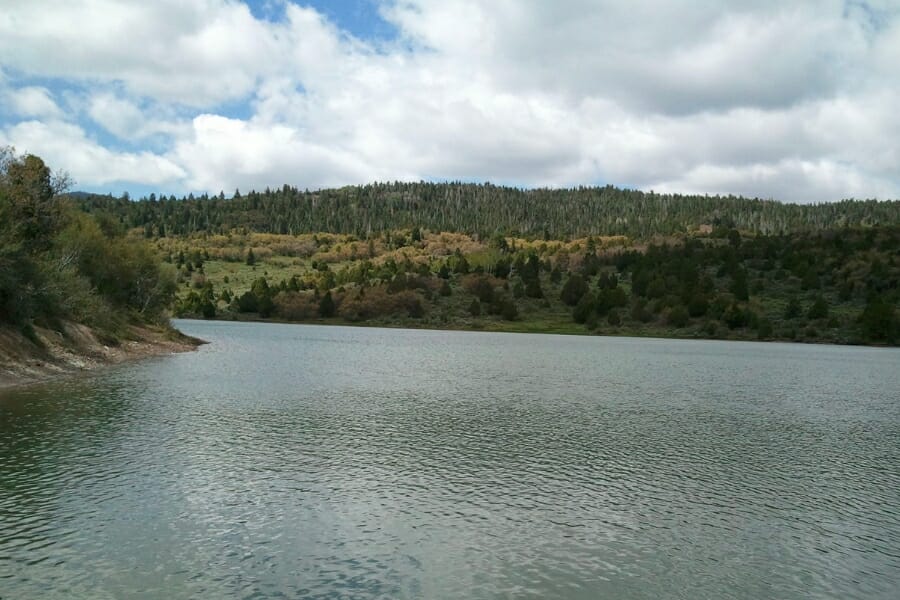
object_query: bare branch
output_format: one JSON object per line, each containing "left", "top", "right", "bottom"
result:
{"left": 52, "top": 169, "right": 74, "bottom": 196}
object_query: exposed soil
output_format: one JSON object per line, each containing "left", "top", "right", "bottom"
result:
{"left": 0, "top": 322, "right": 204, "bottom": 390}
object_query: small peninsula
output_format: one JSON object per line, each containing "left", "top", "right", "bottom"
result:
{"left": 0, "top": 149, "right": 200, "bottom": 389}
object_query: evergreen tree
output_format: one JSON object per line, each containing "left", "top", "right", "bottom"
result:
{"left": 560, "top": 274, "right": 588, "bottom": 306}
{"left": 730, "top": 268, "right": 749, "bottom": 301}
{"left": 785, "top": 297, "right": 802, "bottom": 319}
{"left": 319, "top": 290, "right": 336, "bottom": 317}
{"left": 807, "top": 296, "right": 829, "bottom": 320}
{"left": 525, "top": 277, "right": 543, "bottom": 299}
{"left": 860, "top": 296, "right": 898, "bottom": 343}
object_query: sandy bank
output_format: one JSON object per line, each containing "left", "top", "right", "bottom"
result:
{"left": 0, "top": 322, "right": 204, "bottom": 390}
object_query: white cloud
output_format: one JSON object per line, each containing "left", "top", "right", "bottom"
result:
{"left": 653, "top": 159, "right": 899, "bottom": 203}
{"left": 87, "top": 92, "right": 188, "bottom": 140}
{"left": 171, "top": 114, "right": 375, "bottom": 192}
{"left": 4, "top": 86, "right": 64, "bottom": 119}
{"left": 0, "top": 0, "right": 278, "bottom": 107}
{"left": 0, "top": 120, "right": 185, "bottom": 186}
{"left": 1, "top": 0, "right": 899, "bottom": 202}
{"left": 383, "top": 0, "right": 870, "bottom": 113}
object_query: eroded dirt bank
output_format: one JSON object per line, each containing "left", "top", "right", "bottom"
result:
{"left": 0, "top": 322, "right": 203, "bottom": 390}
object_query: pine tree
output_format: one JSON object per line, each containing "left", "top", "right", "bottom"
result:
{"left": 319, "top": 290, "right": 336, "bottom": 317}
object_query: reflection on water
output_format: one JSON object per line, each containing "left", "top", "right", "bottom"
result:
{"left": 2, "top": 320, "right": 899, "bottom": 599}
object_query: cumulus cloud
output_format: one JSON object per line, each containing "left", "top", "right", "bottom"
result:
{"left": 0, "top": 119, "right": 185, "bottom": 185}
{"left": 4, "top": 86, "right": 64, "bottom": 119}
{"left": 0, "top": 0, "right": 898, "bottom": 202}
{"left": 654, "top": 159, "right": 900, "bottom": 203}
{"left": 87, "top": 93, "right": 188, "bottom": 141}
{"left": 384, "top": 0, "right": 873, "bottom": 113}
{"left": 172, "top": 114, "right": 377, "bottom": 192}
{"left": 0, "top": 0, "right": 277, "bottom": 106}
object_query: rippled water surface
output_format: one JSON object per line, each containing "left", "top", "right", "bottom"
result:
{"left": 2, "top": 320, "right": 899, "bottom": 599}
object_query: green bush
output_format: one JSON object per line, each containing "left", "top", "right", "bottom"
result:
{"left": 667, "top": 305, "right": 689, "bottom": 328}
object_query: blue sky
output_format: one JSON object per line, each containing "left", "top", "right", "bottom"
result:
{"left": 249, "top": 0, "right": 398, "bottom": 40}
{"left": 1, "top": 1, "right": 899, "bottom": 203}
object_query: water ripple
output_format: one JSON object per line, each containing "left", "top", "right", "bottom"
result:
{"left": 1, "top": 321, "right": 899, "bottom": 599}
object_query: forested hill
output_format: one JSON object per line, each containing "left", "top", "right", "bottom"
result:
{"left": 0, "top": 149, "right": 177, "bottom": 339}
{"left": 72, "top": 183, "right": 900, "bottom": 239}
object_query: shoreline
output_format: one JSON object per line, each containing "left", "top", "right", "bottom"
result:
{"left": 0, "top": 322, "right": 204, "bottom": 391}
{"left": 176, "top": 314, "right": 897, "bottom": 349}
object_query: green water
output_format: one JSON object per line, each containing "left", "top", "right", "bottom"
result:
{"left": 2, "top": 320, "right": 899, "bottom": 599}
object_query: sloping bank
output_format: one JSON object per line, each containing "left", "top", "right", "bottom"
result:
{"left": 0, "top": 322, "right": 204, "bottom": 390}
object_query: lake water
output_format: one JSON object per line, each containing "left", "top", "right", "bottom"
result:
{"left": 1, "top": 320, "right": 899, "bottom": 599}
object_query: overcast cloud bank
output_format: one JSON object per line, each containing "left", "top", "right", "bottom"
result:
{"left": 1, "top": 0, "right": 898, "bottom": 202}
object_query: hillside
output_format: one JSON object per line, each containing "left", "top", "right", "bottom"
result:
{"left": 72, "top": 183, "right": 900, "bottom": 239}
{"left": 161, "top": 225, "right": 899, "bottom": 346}
{"left": 15, "top": 154, "right": 898, "bottom": 348}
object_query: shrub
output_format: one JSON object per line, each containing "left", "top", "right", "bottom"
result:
{"left": 784, "top": 297, "right": 802, "bottom": 319}
{"left": 723, "top": 303, "right": 749, "bottom": 329}
{"left": 860, "top": 295, "right": 898, "bottom": 343}
{"left": 273, "top": 291, "right": 318, "bottom": 320}
{"left": 499, "top": 299, "right": 518, "bottom": 321}
{"left": 631, "top": 300, "right": 653, "bottom": 323}
{"left": 667, "top": 305, "right": 689, "bottom": 328}
{"left": 462, "top": 274, "right": 501, "bottom": 304}
{"left": 525, "top": 277, "right": 543, "bottom": 299}
{"left": 573, "top": 293, "right": 596, "bottom": 324}
{"left": 512, "top": 279, "right": 525, "bottom": 298}
{"left": 687, "top": 294, "right": 709, "bottom": 318}
{"left": 336, "top": 286, "right": 423, "bottom": 321}
{"left": 807, "top": 296, "right": 829, "bottom": 320}
{"left": 607, "top": 309, "right": 622, "bottom": 326}
{"left": 756, "top": 318, "right": 774, "bottom": 339}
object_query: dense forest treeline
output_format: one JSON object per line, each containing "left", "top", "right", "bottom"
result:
{"left": 73, "top": 182, "right": 900, "bottom": 239}
{"left": 0, "top": 148, "right": 176, "bottom": 342}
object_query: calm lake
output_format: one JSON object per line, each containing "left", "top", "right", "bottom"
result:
{"left": 1, "top": 320, "right": 899, "bottom": 599}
